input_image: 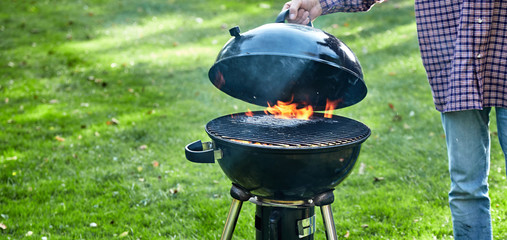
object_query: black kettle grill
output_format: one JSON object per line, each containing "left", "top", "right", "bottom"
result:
{"left": 184, "top": 10, "right": 370, "bottom": 240}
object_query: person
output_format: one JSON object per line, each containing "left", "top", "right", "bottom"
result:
{"left": 282, "top": 0, "right": 507, "bottom": 239}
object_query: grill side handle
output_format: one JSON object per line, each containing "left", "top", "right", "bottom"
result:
{"left": 185, "top": 140, "right": 221, "bottom": 163}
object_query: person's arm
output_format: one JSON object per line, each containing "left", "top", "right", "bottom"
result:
{"left": 283, "top": 0, "right": 383, "bottom": 25}
{"left": 320, "top": 0, "right": 381, "bottom": 14}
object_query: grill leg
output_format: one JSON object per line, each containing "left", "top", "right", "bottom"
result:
{"left": 313, "top": 190, "right": 337, "bottom": 240}
{"left": 320, "top": 205, "right": 338, "bottom": 240}
{"left": 221, "top": 184, "right": 251, "bottom": 240}
{"left": 221, "top": 198, "right": 243, "bottom": 240}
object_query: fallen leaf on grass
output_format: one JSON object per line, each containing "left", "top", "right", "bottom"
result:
{"left": 392, "top": 115, "right": 402, "bottom": 122}
{"left": 358, "top": 163, "right": 366, "bottom": 175}
{"left": 55, "top": 136, "right": 65, "bottom": 142}
{"left": 119, "top": 231, "right": 128, "bottom": 237}
{"left": 344, "top": 230, "right": 350, "bottom": 238}
{"left": 170, "top": 184, "right": 182, "bottom": 195}
{"left": 106, "top": 118, "right": 120, "bottom": 125}
{"left": 152, "top": 161, "right": 159, "bottom": 167}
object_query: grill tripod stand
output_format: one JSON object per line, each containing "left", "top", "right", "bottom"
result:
{"left": 221, "top": 184, "right": 338, "bottom": 240}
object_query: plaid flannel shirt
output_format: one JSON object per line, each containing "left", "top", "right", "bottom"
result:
{"left": 321, "top": 0, "right": 507, "bottom": 112}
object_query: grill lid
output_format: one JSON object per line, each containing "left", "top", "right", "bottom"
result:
{"left": 206, "top": 112, "right": 370, "bottom": 148}
{"left": 208, "top": 11, "right": 366, "bottom": 111}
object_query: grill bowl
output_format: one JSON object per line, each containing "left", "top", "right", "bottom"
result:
{"left": 205, "top": 112, "right": 370, "bottom": 200}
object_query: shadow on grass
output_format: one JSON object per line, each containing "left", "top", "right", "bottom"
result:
{"left": 0, "top": 0, "right": 475, "bottom": 239}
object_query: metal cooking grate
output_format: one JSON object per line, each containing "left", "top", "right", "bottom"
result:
{"left": 206, "top": 112, "right": 370, "bottom": 148}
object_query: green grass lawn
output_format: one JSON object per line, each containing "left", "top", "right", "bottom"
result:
{"left": 1, "top": 0, "right": 507, "bottom": 239}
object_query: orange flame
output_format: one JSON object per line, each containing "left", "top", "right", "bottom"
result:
{"left": 231, "top": 139, "right": 272, "bottom": 146}
{"left": 324, "top": 99, "right": 342, "bottom": 118}
{"left": 231, "top": 139, "right": 251, "bottom": 144}
{"left": 245, "top": 109, "right": 253, "bottom": 117}
{"left": 264, "top": 99, "right": 313, "bottom": 120}
{"left": 237, "top": 98, "right": 341, "bottom": 120}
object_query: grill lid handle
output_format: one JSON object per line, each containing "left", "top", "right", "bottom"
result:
{"left": 275, "top": 9, "right": 313, "bottom": 27}
{"left": 185, "top": 140, "right": 218, "bottom": 163}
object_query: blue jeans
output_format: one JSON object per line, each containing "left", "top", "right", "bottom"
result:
{"left": 441, "top": 108, "right": 507, "bottom": 240}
